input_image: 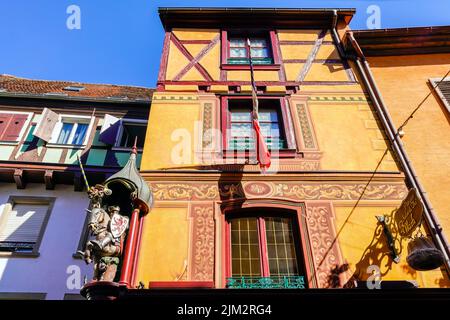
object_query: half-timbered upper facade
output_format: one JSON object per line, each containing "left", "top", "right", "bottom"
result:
{"left": 131, "top": 8, "right": 450, "bottom": 292}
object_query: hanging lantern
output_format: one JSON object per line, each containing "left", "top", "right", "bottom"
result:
{"left": 406, "top": 236, "right": 444, "bottom": 271}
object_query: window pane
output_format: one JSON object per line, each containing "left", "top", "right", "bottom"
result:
{"left": 230, "top": 38, "right": 246, "bottom": 47}
{"left": 265, "top": 217, "right": 299, "bottom": 277}
{"left": 231, "top": 123, "right": 252, "bottom": 137}
{"left": 56, "top": 123, "right": 74, "bottom": 144}
{"left": 229, "top": 218, "right": 261, "bottom": 277}
{"left": 230, "top": 48, "right": 247, "bottom": 58}
{"left": 72, "top": 123, "right": 88, "bottom": 145}
{"left": 119, "top": 124, "right": 146, "bottom": 148}
{"left": 260, "top": 123, "right": 281, "bottom": 137}
{"left": 230, "top": 110, "right": 252, "bottom": 122}
{"left": 250, "top": 48, "right": 269, "bottom": 58}
{"left": 228, "top": 138, "right": 255, "bottom": 150}
{"left": 259, "top": 110, "right": 278, "bottom": 122}
{"left": 250, "top": 39, "right": 267, "bottom": 48}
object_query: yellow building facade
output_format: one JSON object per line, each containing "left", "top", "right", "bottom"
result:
{"left": 135, "top": 8, "right": 450, "bottom": 289}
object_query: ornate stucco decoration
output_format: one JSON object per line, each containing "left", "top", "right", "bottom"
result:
{"left": 150, "top": 182, "right": 408, "bottom": 201}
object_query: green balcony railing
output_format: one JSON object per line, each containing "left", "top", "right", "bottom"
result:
{"left": 226, "top": 276, "right": 306, "bottom": 289}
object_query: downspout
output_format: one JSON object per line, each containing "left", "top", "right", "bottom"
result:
{"left": 331, "top": 12, "right": 450, "bottom": 275}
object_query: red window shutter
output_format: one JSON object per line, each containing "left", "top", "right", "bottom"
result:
{"left": 2, "top": 114, "right": 28, "bottom": 141}
{"left": 0, "top": 113, "right": 13, "bottom": 140}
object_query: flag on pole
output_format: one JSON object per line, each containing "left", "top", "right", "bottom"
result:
{"left": 248, "top": 39, "right": 271, "bottom": 171}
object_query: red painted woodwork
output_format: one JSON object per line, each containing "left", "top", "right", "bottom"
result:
{"left": 0, "top": 113, "right": 28, "bottom": 141}
{"left": 221, "top": 64, "right": 280, "bottom": 71}
{"left": 173, "top": 34, "right": 220, "bottom": 81}
{"left": 220, "top": 95, "right": 297, "bottom": 157}
{"left": 222, "top": 203, "right": 314, "bottom": 288}
{"left": 258, "top": 217, "right": 270, "bottom": 276}
{"left": 157, "top": 31, "right": 172, "bottom": 82}
{"left": 119, "top": 208, "right": 140, "bottom": 287}
{"left": 170, "top": 33, "right": 214, "bottom": 81}
{"left": 220, "top": 29, "right": 281, "bottom": 70}
{"left": 161, "top": 80, "right": 355, "bottom": 86}
{"left": 271, "top": 30, "right": 287, "bottom": 82}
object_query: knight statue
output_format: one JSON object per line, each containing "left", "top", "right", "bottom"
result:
{"left": 78, "top": 184, "right": 129, "bottom": 281}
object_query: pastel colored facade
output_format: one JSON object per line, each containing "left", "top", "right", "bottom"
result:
{"left": 343, "top": 27, "right": 450, "bottom": 286}
{"left": 134, "top": 8, "right": 450, "bottom": 290}
{"left": 0, "top": 75, "right": 152, "bottom": 299}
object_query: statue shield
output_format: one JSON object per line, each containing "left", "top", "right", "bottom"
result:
{"left": 110, "top": 213, "right": 129, "bottom": 239}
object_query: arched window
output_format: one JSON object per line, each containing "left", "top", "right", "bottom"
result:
{"left": 225, "top": 208, "right": 307, "bottom": 288}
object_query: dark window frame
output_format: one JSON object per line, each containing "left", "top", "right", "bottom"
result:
{"left": 113, "top": 118, "right": 147, "bottom": 150}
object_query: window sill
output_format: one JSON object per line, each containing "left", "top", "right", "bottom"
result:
{"left": 0, "top": 141, "right": 19, "bottom": 146}
{"left": 221, "top": 64, "right": 280, "bottom": 71}
{"left": 46, "top": 143, "right": 86, "bottom": 150}
{"left": 111, "top": 146, "right": 143, "bottom": 152}
{"left": 0, "top": 251, "right": 40, "bottom": 258}
{"left": 222, "top": 149, "right": 297, "bottom": 158}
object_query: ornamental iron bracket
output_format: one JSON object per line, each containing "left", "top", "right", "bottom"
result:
{"left": 376, "top": 215, "right": 400, "bottom": 264}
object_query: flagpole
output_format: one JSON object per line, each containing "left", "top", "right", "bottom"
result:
{"left": 77, "top": 154, "right": 90, "bottom": 191}
{"left": 247, "top": 39, "right": 258, "bottom": 120}
{"left": 247, "top": 39, "right": 271, "bottom": 171}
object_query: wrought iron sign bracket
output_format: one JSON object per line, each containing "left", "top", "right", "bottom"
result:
{"left": 376, "top": 215, "right": 400, "bottom": 264}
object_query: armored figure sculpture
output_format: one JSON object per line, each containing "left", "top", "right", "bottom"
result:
{"left": 79, "top": 184, "right": 129, "bottom": 281}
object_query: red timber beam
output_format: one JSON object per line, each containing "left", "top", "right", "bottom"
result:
{"left": 170, "top": 32, "right": 216, "bottom": 82}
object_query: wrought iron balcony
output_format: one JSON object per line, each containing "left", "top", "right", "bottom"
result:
{"left": 226, "top": 276, "right": 306, "bottom": 289}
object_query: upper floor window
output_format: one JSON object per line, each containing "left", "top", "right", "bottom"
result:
{"left": 222, "top": 97, "right": 295, "bottom": 153}
{"left": 33, "top": 108, "right": 94, "bottom": 147}
{"left": 221, "top": 30, "right": 281, "bottom": 70}
{"left": 0, "top": 112, "right": 31, "bottom": 142}
{"left": 56, "top": 121, "right": 89, "bottom": 145}
{"left": 50, "top": 115, "right": 92, "bottom": 146}
{"left": 228, "top": 37, "right": 273, "bottom": 65}
{"left": 98, "top": 114, "right": 146, "bottom": 149}
{"left": 117, "top": 121, "right": 146, "bottom": 149}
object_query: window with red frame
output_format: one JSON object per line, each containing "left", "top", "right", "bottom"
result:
{"left": 225, "top": 99, "right": 287, "bottom": 151}
{"left": 228, "top": 215, "right": 303, "bottom": 279}
{"left": 228, "top": 36, "right": 273, "bottom": 65}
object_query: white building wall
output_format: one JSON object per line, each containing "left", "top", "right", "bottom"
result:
{"left": 0, "top": 183, "right": 93, "bottom": 300}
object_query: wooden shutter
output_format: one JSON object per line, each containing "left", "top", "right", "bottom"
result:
{"left": 0, "top": 203, "right": 49, "bottom": 243}
{"left": 0, "top": 113, "right": 12, "bottom": 140}
{"left": 1, "top": 113, "right": 29, "bottom": 141}
{"left": 437, "top": 80, "right": 450, "bottom": 111}
{"left": 33, "top": 108, "right": 59, "bottom": 142}
{"left": 99, "top": 114, "right": 120, "bottom": 145}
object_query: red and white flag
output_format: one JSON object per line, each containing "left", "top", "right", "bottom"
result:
{"left": 248, "top": 39, "right": 271, "bottom": 171}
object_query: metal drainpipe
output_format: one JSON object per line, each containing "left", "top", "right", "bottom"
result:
{"left": 330, "top": 12, "right": 450, "bottom": 275}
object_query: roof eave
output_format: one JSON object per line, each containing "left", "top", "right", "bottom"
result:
{"left": 0, "top": 92, "right": 152, "bottom": 104}
{"left": 158, "top": 7, "right": 355, "bottom": 29}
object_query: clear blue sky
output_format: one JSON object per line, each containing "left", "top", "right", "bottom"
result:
{"left": 0, "top": 0, "right": 449, "bottom": 88}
